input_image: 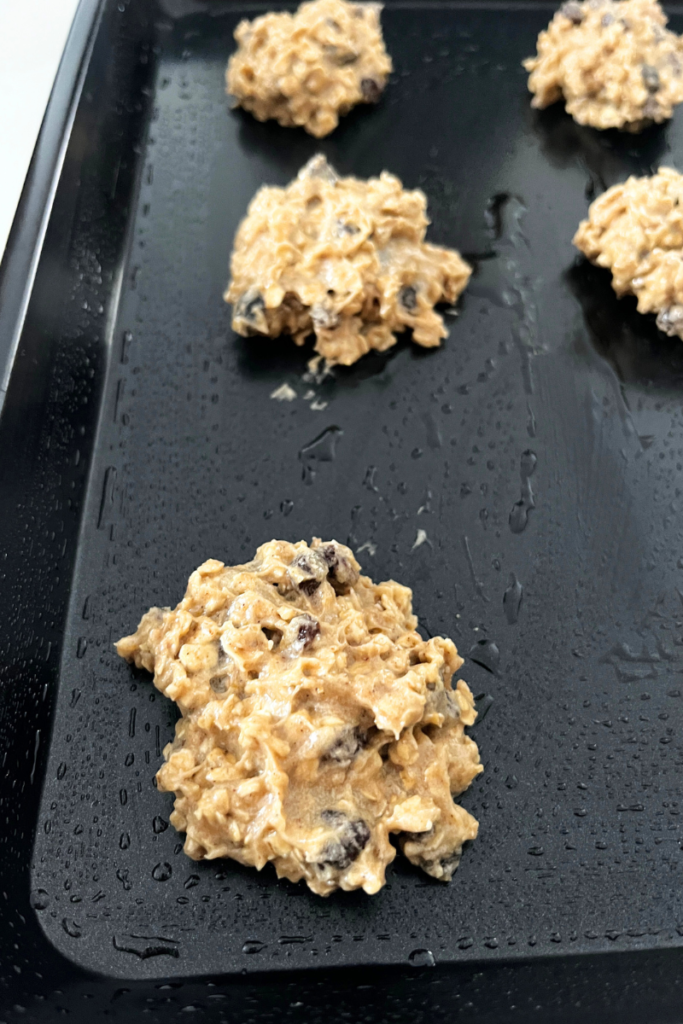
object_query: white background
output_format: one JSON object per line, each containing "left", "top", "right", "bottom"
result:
{"left": 0, "top": 0, "right": 80, "bottom": 260}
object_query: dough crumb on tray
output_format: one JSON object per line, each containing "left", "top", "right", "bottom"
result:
{"left": 574, "top": 166, "right": 683, "bottom": 336}
{"left": 116, "top": 539, "right": 483, "bottom": 896}
{"left": 226, "top": 0, "right": 392, "bottom": 138}
{"left": 224, "top": 155, "right": 472, "bottom": 367}
{"left": 523, "top": 0, "right": 683, "bottom": 131}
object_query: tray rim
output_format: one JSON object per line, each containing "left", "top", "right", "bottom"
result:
{"left": 0, "top": 0, "right": 103, "bottom": 414}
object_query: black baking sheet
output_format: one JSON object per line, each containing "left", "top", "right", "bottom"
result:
{"left": 5, "top": 0, "right": 683, "bottom": 1018}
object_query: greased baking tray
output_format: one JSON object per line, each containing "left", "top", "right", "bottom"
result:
{"left": 5, "top": 0, "right": 683, "bottom": 1019}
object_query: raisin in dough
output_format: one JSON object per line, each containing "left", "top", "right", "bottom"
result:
{"left": 116, "top": 539, "right": 483, "bottom": 896}
{"left": 524, "top": 0, "right": 683, "bottom": 131}
{"left": 226, "top": 0, "right": 392, "bottom": 138}
{"left": 574, "top": 166, "right": 683, "bottom": 336}
{"left": 224, "top": 155, "right": 472, "bottom": 367}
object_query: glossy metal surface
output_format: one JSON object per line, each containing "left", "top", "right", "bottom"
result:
{"left": 4, "top": 0, "right": 683, "bottom": 1018}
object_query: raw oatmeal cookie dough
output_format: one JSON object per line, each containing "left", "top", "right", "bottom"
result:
{"left": 574, "top": 166, "right": 683, "bottom": 336}
{"left": 224, "top": 155, "right": 472, "bottom": 367}
{"left": 116, "top": 539, "right": 483, "bottom": 896}
{"left": 524, "top": 0, "right": 683, "bottom": 131}
{"left": 226, "top": 0, "right": 392, "bottom": 138}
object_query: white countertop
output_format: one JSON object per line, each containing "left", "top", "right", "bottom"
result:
{"left": 0, "top": 0, "right": 80, "bottom": 261}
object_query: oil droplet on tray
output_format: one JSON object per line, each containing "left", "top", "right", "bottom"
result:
{"left": 469, "top": 638, "right": 500, "bottom": 674}
{"left": 509, "top": 450, "right": 537, "bottom": 534}
{"left": 299, "top": 426, "right": 343, "bottom": 484}
{"left": 503, "top": 573, "right": 523, "bottom": 624}
{"left": 31, "top": 889, "right": 49, "bottom": 911}
{"left": 408, "top": 948, "right": 435, "bottom": 967}
{"left": 242, "top": 940, "right": 266, "bottom": 954}
{"left": 473, "top": 693, "right": 494, "bottom": 725}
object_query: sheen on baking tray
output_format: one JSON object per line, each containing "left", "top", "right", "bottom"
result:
{"left": 3, "top": 0, "right": 683, "bottom": 1019}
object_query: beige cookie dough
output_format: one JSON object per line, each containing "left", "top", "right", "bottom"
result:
{"left": 226, "top": 0, "right": 392, "bottom": 138}
{"left": 116, "top": 539, "right": 483, "bottom": 896}
{"left": 524, "top": 0, "right": 683, "bottom": 131}
{"left": 574, "top": 166, "right": 683, "bottom": 336}
{"left": 224, "top": 155, "right": 472, "bottom": 367}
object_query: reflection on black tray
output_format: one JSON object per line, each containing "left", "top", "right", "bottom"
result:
{"left": 567, "top": 257, "right": 683, "bottom": 390}
{"left": 532, "top": 102, "right": 670, "bottom": 197}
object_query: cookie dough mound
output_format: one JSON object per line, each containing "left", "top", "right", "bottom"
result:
{"left": 226, "top": 0, "right": 392, "bottom": 138}
{"left": 224, "top": 155, "right": 472, "bottom": 367}
{"left": 523, "top": 0, "right": 683, "bottom": 131}
{"left": 574, "top": 166, "right": 683, "bottom": 335}
{"left": 116, "top": 539, "right": 483, "bottom": 896}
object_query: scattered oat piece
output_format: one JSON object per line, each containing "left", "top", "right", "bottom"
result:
{"left": 270, "top": 382, "right": 298, "bottom": 401}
